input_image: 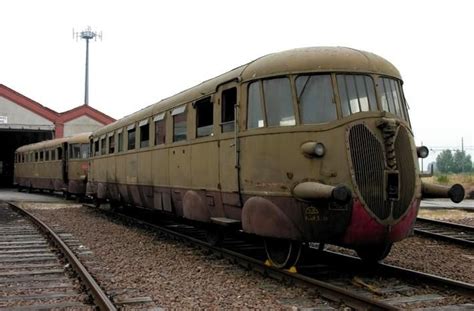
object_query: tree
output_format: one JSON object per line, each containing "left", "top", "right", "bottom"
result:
{"left": 452, "top": 150, "right": 472, "bottom": 173}
{"left": 436, "top": 149, "right": 473, "bottom": 173}
{"left": 436, "top": 150, "right": 453, "bottom": 173}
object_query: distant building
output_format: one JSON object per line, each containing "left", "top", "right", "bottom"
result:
{"left": 0, "top": 83, "right": 115, "bottom": 186}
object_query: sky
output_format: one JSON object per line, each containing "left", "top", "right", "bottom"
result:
{"left": 0, "top": 0, "right": 472, "bottom": 169}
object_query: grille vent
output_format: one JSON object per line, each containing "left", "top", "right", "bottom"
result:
{"left": 392, "top": 127, "right": 415, "bottom": 218}
{"left": 349, "top": 124, "right": 416, "bottom": 221}
{"left": 349, "top": 124, "right": 389, "bottom": 219}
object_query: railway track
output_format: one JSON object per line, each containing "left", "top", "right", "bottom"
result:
{"left": 415, "top": 217, "right": 474, "bottom": 247}
{"left": 0, "top": 201, "right": 116, "bottom": 310}
{"left": 90, "top": 204, "right": 474, "bottom": 310}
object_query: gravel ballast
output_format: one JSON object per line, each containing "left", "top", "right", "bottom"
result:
{"left": 20, "top": 202, "right": 474, "bottom": 308}
{"left": 20, "top": 203, "right": 332, "bottom": 309}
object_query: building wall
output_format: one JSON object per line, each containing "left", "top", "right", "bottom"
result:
{"left": 63, "top": 115, "right": 104, "bottom": 137}
{"left": 0, "top": 96, "right": 54, "bottom": 130}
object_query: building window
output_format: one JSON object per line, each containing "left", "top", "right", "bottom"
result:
{"left": 139, "top": 119, "right": 150, "bottom": 148}
{"left": 118, "top": 131, "right": 123, "bottom": 152}
{"left": 108, "top": 134, "right": 115, "bottom": 154}
{"left": 154, "top": 113, "right": 166, "bottom": 145}
{"left": 195, "top": 97, "right": 213, "bottom": 137}
{"left": 127, "top": 124, "right": 136, "bottom": 150}
{"left": 172, "top": 105, "right": 187, "bottom": 142}
{"left": 221, "top": 87, "right": 236, "bottom": 132}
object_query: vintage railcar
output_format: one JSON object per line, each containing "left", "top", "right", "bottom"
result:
{"left": 14, "top": 132, "right": 90, "bottom": 197}
{"left": 87, "top": 47, "right": 464, "bottom": 266}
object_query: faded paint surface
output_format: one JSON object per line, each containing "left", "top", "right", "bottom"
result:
{"left": 0, "top": 96, "right": 54, "bottom": 130}
{"left": 63, "top": 115, "right": 104, "bottom": 137}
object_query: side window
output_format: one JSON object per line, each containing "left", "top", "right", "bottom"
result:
{"left": 247, "top": 81, "right": 264, "bottom": 129}
{"left": 172, "top": 105, "right": 187, "bottom": 142}
{"left": 139, "top": 119, "right": 150, "bottom": 148}
{"left": 45, "top": 150, "right": 50, "bottom": 161}
{"left": 81, "top": 144, "right": 89, "bottom": 159}
{"left": 221, "top": 87, "right": 236, "bottom": 132}
{"left": 127, "top": 124, "right": 136, "bottom": 150}
{"left": 39, "top": 151, "right": 44, "bottom": 162}
{"left": 73, "top": 144, "right": 82, "bottom": 158}
{"left": 263, "top": 78, "right": 295, "bottom": 126}
{"left": 337, "top": 74, "right": 377, "bottom": 117}
{"left": 118, "top": 130, "right": 123, "bottom": 152}
{"left": 94, "top": 140, "right": 99, "bottom": 156}
{"left": 100, "top": 137, "right": 107, "bottom": 155}
{"left": 296, "top": 75, "right": 337, "bottom": 124}
{"left": 379, "top": 77, "right": 406, "bottom": 120}
{"left": 108, "top": 134, "right": 115, "bottom": 154}
{"left": 51, "top": 149, "right": 56, "bottom": 161}
{"left": 195, "top": 97, "right": 213, "bottom": 137}
{"left": 154, "top": 113, "right": 166, "bottom": 145}
{"left": 35, "top": 152, "right": 39, "bottom": 162}
{"left": 57, "top": 148, "right": 63, "bottom": 160}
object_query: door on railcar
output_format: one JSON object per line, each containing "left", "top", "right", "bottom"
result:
{"left": 217, "top": 83, "right": 241, "bottom": 219}
{"left": 62, "top": 143, "right": 68, "bottom": 183}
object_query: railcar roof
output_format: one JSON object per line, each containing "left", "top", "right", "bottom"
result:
{"left": 15, "top": 132, "right": 91, "bottom": 153}
{"left": 240, "top": 46, "right": 401, "bottom": 80}
{"left": 92, "top": 46, "right": 401, "bottom": 136}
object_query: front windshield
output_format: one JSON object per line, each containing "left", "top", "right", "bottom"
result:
{"left": 337, "top": 74, "right": 377, "bottom": 117}
{"left": 296, "top": 74, "right": 337, "bottom": 124}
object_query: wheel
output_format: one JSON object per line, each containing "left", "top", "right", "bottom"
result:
{"left": 206, "top": 226, "right": 224, "bottom": 246}
{"left": 264, "top": 238, "right": 302, "bottom": 269}
{"left": 355, "top": 243, "right": 392, "bottom": 263}
{"left": 63, "top": 191, "right": 71, "bottom": 200}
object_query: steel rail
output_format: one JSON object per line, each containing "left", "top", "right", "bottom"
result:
{"left": 414, "top": 217, "right": 474, "bottom": 247}
{"left": 87, "top": 205, "right": 398, "bottom": 310}
{"left": 6, "top": 201, "right": 116, "bottom": 311}
{"left": 321, "top": 250, "right": 474, "bottom": 295}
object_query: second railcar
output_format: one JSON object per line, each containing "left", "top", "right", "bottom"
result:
{"left": 14, "top": 132, "right": 90, "bottom": 197}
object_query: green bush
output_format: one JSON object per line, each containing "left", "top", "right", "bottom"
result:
{"left": 436, "top": 175, "right": 449, "bottom": 183}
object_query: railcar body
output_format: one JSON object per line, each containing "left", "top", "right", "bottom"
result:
{"left": 14, "top": 132, "right": 90, "bottom": 196}
{"left": 87, "top": 47, "right": 464, "bottom": 265}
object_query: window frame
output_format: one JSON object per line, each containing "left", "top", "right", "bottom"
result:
{"left": 195, "top": 96, "right": 213, "bottom": 138}
{"left": 172, "top": 105, "right": 187, "bottom": 142}
{"left": 221, "top": 87, "right": 237, "bottom": 133}
{"left": 139, "top": 119, "right": 150, "bottom": 148}
{"left": 153, "top": 113, "right": 166, "bottom": 145}
{"left": 127, "top": 124, "right": 136, "bottom": 150}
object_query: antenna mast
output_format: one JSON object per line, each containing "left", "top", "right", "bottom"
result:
{"left": 73, "top": 26, "right": 102, "bottom": 106}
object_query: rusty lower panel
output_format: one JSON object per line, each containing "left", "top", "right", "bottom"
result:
{"left": 241, "top": 194, "right": 352, "bottom": 242}
{"left": 16, "top": 177, "right": 67, "bottom": 192}
{"left": 67, "top": 179, "right": 86, "bottom": 195}
{"left": 88, "top": 181, "right": 353, "bottom": 242}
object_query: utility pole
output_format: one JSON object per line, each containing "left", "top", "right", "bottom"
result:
{"left": 73, "top": 26, "right": 102, "bottom": 106}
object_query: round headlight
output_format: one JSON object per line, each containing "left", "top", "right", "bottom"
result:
{"left": 314, "top": 143, "right": 325, "bottom": 157}
{"left": 417, "top": 146, "right": 429, "bottom": 158}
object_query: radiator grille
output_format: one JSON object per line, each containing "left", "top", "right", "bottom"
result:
{"left": 392, "top": 127, "right": 415, "bottom": 218}
{"left": 349, "top": 124, "right": 416, "bottom": 221}
{"left": 349, "top": 124, "right": 389, "bottom": 219}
